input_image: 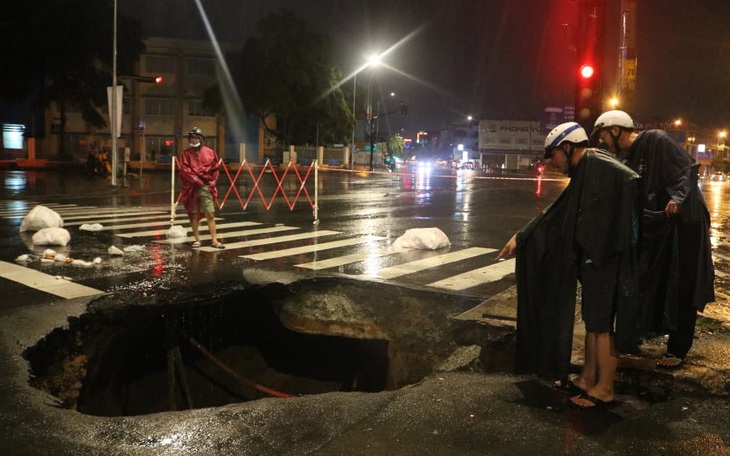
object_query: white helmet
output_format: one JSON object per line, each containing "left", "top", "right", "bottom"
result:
{"left": 544, "top": 122, "right": 588, "bottom": 157}
{"left": 592, "top": 110, "right": 634, "bottom": 135}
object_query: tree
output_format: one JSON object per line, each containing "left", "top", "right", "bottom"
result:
{"left": 387, "top": 134, "right": 406, "bottom": 156}
{"left": 235, "top": 9, "right": 353, "bottom": 146}
{"left": 0, "top": 0, "right": 144, "bottom": 158}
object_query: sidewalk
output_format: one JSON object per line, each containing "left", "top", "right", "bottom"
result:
{"left": 455, "top": 285, "right": 730, "bottom": 397}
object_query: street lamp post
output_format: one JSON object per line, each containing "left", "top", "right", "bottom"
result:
{"left": 367, "top": 76, "right": 380, "bottom": 172}
{"left": 111, "top": 0, "right": 118, "bottom": 186}
{"left": 351, "top": 73, "right": 357, "bottom": 169}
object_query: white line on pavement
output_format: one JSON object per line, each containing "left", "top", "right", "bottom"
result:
{"left": 196, "top": 230, "right": 341, "bottom": 252}
{"left": 244, "top": 235, "right": 386, "bottom": 261}
{"left": 374, "top": 247, "right": 497, "bottom": 280}
{"left": 0, "top": 260, "right": 103, "bottom": 299}
{"left": 159, "top": 225, "right": 305, "bottom": 246}
{"left": 426, "top": 258, "right": 515, "bottom": 291}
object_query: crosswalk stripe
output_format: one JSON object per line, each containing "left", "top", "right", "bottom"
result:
{"left": 426, "top": 258, "right": 515, "bottom": 291}
{"left": 374, "top": 247, "right": 497, "bottom": 279}
{"left": 0, "top": 203, "right": 80, "bottom": 217}
{"left": 158, "top": 225, "right": 303, "bottom": 246}
{"left": 295, "top": 248, "right": 392, "bottom": 270}
{"left": 62, "top": 211, "right": 169, "bottom": 223}
{"left": 243, "top": 235, "right": 386, "bottom": 261}
{"left": 196, "top": 230, "right": 340, "bottom": 252}
{"left": 117, "top": 221, "right": 260, "bottom": 238}
{"left": 0, "top": 260, "right": 103, "bottom": 299}
{"left": 49, "top": 207, "right": 155, "bottom": 217}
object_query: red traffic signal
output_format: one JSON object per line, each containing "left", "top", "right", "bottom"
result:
{"left": 133, "top": 75, "right": 163, "bottom": 84}
{"left": 580, "top": 64, "right": 595, "bottom": 79}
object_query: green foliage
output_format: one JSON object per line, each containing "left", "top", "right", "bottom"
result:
{"left": 387, "top": 134, "right": 406, "bottom": 155}
{"left": 235, "top": 9, "right": 353, "bottom": 146}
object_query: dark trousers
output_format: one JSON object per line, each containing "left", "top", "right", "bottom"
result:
{"left": 667, "top": 220, "right": 703, "bottom": 359}
{"left": 666, "top": 301, "right": 698, "bottom": 359}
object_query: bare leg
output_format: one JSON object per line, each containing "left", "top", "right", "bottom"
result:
{"left": 205, "top": 213, "right": 218, "bottom": 244}
{"left": 189, "top": 216, "right": 200, "bottom": 243}
{"left": 571, "top": 332, "right": 617, "bottom": 407}
{"left": 572, "top": 333, "right": 597, "bottom": 392}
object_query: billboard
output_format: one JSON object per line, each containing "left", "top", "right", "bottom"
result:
{"left": 478, "top": 120, "right": 544, "bottom": 152}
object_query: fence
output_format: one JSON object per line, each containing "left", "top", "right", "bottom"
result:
{"left": 171, "top": 157, "right": 320, "bottom": 225}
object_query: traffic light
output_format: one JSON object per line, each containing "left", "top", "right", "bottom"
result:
{"left": 135, "top": 75, "right": 163, "bottom": 84}
{"left": 574, "top": 0, "right": 606, "bottom": 130}
{"left": 576, "top": 61, "right": 601, "bottom": 126}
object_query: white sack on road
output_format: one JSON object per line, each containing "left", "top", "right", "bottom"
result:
{"left": 19, "top": 205, "right": 64, "bottom": 232}
{"left": 166, "top": 225, "right": 187, "bottom": 238}
{"left": 80, "top": 223, "right": 104, "bottom": 232}
{"left": 108, "top": 245, "right": 124, "bottom": 256}
{"left": 392, "top": 227, "right": 451, "bottom": 250}
{"left": 32, "top": 227, "right": 71, "bottom": 246}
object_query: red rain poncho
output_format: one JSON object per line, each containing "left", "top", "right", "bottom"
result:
{"left": 178, "top": 145, "right": 220, "bottom": 220}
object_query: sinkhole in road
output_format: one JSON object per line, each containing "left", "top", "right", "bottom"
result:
{"left": 23, "top": 278, "right": 486, "bottom": 417}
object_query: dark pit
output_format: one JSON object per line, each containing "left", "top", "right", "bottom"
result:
{"left": 24, "top": 278, "right": 490, "bottom": 416}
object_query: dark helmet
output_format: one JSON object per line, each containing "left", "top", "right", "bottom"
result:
{"left": 188, "top": 126, "right": 205, "bottom": 140}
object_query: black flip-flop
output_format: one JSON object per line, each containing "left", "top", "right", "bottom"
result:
{"left": 552, "top": 378, "right": 586, "bottom": 396}
{"left": 569, "top": 392, "right": 616, "bottom": 410}
{"left": 656, "top": 354, "right": 684, "bottom": 370}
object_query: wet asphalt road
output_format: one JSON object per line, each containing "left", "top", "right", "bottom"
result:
{"left": 2, "top": 166, "right": 730, "bottom": 455}
{"left": 0, "top": 166, "right": 568, "bottom": 308}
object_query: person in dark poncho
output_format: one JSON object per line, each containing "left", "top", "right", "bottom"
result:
{"left": 497, "top": 122, "right": 640, "bottom": 409}
{"left": 592, "top": 110, "right": 715, "bottom": 370}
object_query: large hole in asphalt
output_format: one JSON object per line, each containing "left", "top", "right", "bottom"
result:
{"left": 24, "top": 278, "right": 492, "bottom": 417}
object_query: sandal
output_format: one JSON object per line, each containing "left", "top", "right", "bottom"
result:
{"left": 552, "top": 378, "right": 586, "bottom": 396}
{"left": 569, "top": 392, "right": 617, "bottom": 410}
{"left": 656, "top": 353, "right": 684, "bottom": 370}
{"left": 192, "top": 241, "right": 201, "bottom": 248}
{"left": 212, "top": 241, "right": 225, "bottom": 249}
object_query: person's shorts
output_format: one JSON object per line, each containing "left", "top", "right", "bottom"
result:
{"left": 198, "top": 186, "right": 215, "bottom": 214}
{"left": 579, "top": 257, "right": 620, "bottom": 333}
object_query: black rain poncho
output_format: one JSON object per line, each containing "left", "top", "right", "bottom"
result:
{"left": 513, "top": 150, "right": 641, "bottom": 380}
{"left": 624, "top": 130, "right": 715, "bottom": 320}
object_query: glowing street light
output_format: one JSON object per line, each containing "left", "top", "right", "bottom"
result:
{"left": 350, "top": 52, "right": 385, "bottom": 170}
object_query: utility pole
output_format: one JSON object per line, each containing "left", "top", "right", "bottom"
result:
{"left": 574, "top": 0, "right": 606, "bottom": 132}
{"left": 616, "top": 0, "right": 637, "bottom": 114}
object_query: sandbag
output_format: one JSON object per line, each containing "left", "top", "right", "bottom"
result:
{"left": 19, "top": 205, "right": 64, "bottom": 232}
{"left": 392, "top": 227, "right": 451, "bottom": 250}
{"left": 166, "top": 225, "right": 188, "bottom": 238}
{"left": 32, "top": 227, "right": 71, "bottom": 246}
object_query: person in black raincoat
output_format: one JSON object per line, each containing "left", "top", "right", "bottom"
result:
{"left": 498, "top": 122, "right": 640, "bottom": 409}
{"left": 592, "top": 110, "right": 715, "bottom": 369}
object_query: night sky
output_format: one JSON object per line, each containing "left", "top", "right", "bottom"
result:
{"left": 121, "top": 0, "right": 730, "bottom": 135}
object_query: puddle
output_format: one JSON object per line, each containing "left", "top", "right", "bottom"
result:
{"left": 24, "top": 278, "right": 485, "bottom": 416}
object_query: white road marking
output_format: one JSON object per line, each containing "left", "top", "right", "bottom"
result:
{"left": 63, "top": 211, "right": 170, "bottom": 223}
{"left": 295, "top": 248, "right": 392, "bottom": 270}
{"left": 196, "top": 230, "right": 341, "bottom": 252}
{"left": 161, "top": 225, "right": 308, "bottom": 247}
{"left": 0, "top": 260, "right": 103, "bottom": 299}
{"left": 427, "top": 258, "right": 515, "bottom": 291}
{"left": 245, "top": 235, "right": 386, "bottom": 261}
{"left": 375, "top": 247, "right": 497, "bottom": 279}
{"left": 114, "top": 220, "right": 257, "bottom": 237}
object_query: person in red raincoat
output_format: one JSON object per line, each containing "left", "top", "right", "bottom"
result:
{"left": 178, "top": 127, "right": 225, "bottom": 249}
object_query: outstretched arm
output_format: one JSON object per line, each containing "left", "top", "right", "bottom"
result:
{"left": 496, "top": 234, "right": 517, "bottom": 260}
